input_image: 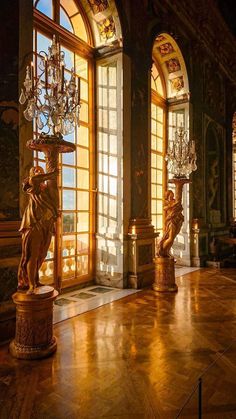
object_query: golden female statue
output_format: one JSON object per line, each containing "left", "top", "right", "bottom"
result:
{"left": 157, "top": 189, "right": 184, "bottom": 257}
{"left": 18, "top": 165, "right": 58, "bottom": 294}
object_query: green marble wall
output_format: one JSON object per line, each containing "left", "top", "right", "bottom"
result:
{"left": 0, "top": 0, "right": 19, "bottom": 221}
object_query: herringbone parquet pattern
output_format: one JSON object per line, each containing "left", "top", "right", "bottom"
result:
{"left": 0, "top": 268, "right": 236, "bottom": 418}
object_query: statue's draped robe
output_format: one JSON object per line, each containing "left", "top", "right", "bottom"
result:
{"left": 18, "top": 178, "right": 58, "bottom": 289}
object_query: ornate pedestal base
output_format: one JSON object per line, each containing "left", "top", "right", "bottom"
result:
{"left": 153, "top": 257, "right": 178, "bottom": 292}
{"left": 9, "top": 286, "right": 58, "bottom": 360}
{"left": 128, "top": 218, "right": 159, "bottom": 289}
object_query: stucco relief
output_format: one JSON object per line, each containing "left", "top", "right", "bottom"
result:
{"left": 204, "top": 116, "right": 225, "bottom": 226}
{"left": 204, "top": 61, "right": 225, "bottom": 118}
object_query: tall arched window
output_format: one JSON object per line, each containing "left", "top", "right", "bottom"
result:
{"left": 32, "top": 0, "right": 123, "bottom": 289}
{"left": 33, "top": 0, "right": 93, "bottom": 289}
{"left": 150, "top": 62, "right": 166, "bottom": 236}
{"left": 151, "top": 33, "right": 191, "bottom": 264}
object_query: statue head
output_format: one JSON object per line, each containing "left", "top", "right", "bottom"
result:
{"left": 29, "top": 165, "right": 45, "bottom": 177}
{"left": 165, "top": 190, "right": 174, "bottom": 201}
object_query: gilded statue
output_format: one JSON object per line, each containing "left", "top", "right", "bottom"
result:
{"left": 157, "top": 189, "right": 184, "bottom": 257}
{"left": 18, "top": 165, "right": 58, "bottom": 294}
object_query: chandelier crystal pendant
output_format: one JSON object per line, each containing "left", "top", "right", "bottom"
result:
{"left": 19, "top": 34, "right": 81, "bottom": 136}
{"left": 165, "top": 125, "right": 197, "bottom": 178}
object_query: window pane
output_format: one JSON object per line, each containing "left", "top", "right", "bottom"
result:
{"left": 99, "top": 195, "right": 108, "bottom": 215}
{"left": 77, "top": 147, "right": 89, "bottom": 168}
{"left": 109, "top": 156, "right": 117, "bottom": 176}
{"left": 156, "top": 169, "right": 162, "bottom": 183}
{"left": 62, "top": 46, "right": 74, "bottom": 70}
{"left": 151, "top": 119, "right": 157, "bottom": 134}
{"left": 77, "top": 234, "right": 89, "bottom": 254}
{"left": 98, "top": 66, "right": 108, "bottom": 85}
{"left": 151, "top": 199, "right": 157, "bottom": 214}
{"left": 156, "top": 155, "right": 163, "bottom": 169}
{"left": 60, "top": 7, "right": 74, "bottom": 33}
{"left": 109, "top": 110, "right": 117, "bottom": 129}
{"left": 77, "top": 255, "right": 88, "bottom": 275}
{"left": 36, "top": 0, "right": 53, "bottom": 19}
{"left": 156, "top": 215, "right": 163, "bottom": 229}
{"left": 109, "top": 89, "right": 116, "bottom": 107}
{"left": 80, "top": 102, "right": 88, "bottom": 123}
{"left": 98, "top": 132, "right": 108, "bottom": 152}
{"left": 152, "top": 184, "right": 157, "bottom": 198}
{"left": 98, "top": 109, "right": 108, "bottom": 129}
{"left": 71, "top": 14, "right": 88, "bottom": 43}
{"left": 110, "top": 135, "right": 117, "bottom": 154}
{"left": 62, "top": 167, "right": 76, "bottom": 188}
{"left": 156, "top": 138, "right": 163, "bottom": 153}
{"left": 157, "top": 122, "right": 163, "bottom": 137}
{"left": 151, "top": 153, "right": 156, "bottom": 167}
{"left": 157, "top": 108, "right": 163, "bottom": 122}
{"left": 99, "top": 87, "right": 108, "bottom": 107}
{"left": 156, "top": 200, "right": 163, "bottom": 213}
{"left": 63, "top": 213, "right": 76, "bottom": 233}
{"left": 77, "top": 191, "right": 89, "bottom": 210}
{"left": 77, "top": 213, "right": 89, "bottom": 232}
{"left": 99, "top": 174, "right": 108, "bottom": 193}
{"left": 151, "top": 135, "right": 157, "bottom": 150}
{"left": 63, "top": 151, "right": 75, "bottom": 166}
{"left": 109, "top": 198, "right": 117, "bottom": 218}
{"left": 63, "top": 190, "right": 76, "bottom": 210}
{"left": 77, "top": 125, "right": 89, "bottom": 147}
{"left": 109, "top": 66, "right": 116, "bottom": 86}
{"left": 60, "top": 0, "right": 78, "bottom": 15}
{"left": 75, "top": 55, "right": 88, "bottom": 79}
{"left": 62, "top": 257, "right": 76, "bottom": 279}
{"left": 63, "top": 131, "right": 75, "bottom": 144}
{"left": 151, "top": 168, "right": 157, "bottom": 183}
{"left": 77, "top": 169, "right": 89, "bottom": 189}
{"left": 81, "top": 80, "right": 88, "bottom": 101}
{"left": 37, "top": 32, "right": 51, "bottom": 54}
{"left": 62, "top": 236, "right": 76, "bottom": 256}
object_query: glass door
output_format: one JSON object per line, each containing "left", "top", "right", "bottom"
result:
{"left": 33, "top": 30, "right": 95, "bottom": 289}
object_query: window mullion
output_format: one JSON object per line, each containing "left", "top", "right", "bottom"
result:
{"left": 54, "top": 0, "right": 60, "bottom": 24}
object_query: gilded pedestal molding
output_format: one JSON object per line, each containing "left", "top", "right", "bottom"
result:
{"left": 9, "top": 285, "right": 58, "bottom": 359}
{"left": 128, "top": 218, "right": 159, "bottom": 288}
{"left": 153, "top": 257, "right": 177, "bottom": 292}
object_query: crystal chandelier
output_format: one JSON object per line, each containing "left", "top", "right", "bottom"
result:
{"left": 19, "top": 35, "right": 80, "bottom": 136}
{"left": 165, "top": 125, "right": 197, "bottom": 178}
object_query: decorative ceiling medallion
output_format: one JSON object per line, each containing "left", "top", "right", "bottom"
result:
{"left": 87, "top": 0, "right": 109, "bottom": 15}
{"left": 165, "top": 58, "right": 181, "bottom": 73}
{"left": 158, "top": 42, "right": 175, "bottom": 56}
{"left": 155, "top": 35, "right": 166, "bottom": 43}
{"left": 97, "top": 16, "right": 116, "bottom": 40}
{"left": 170, "top": 76, "right": 184, "bottom": 92}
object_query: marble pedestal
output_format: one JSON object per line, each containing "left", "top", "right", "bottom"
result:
{"left": 9, "top": 286, "right": 58, "bottom": 360}
{"left": 153, "top": 257, "right": 178, "bottom": 292}
{"left": 128, "top": 218, "right": 159, "bottom": 289}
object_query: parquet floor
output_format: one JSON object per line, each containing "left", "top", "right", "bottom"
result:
{"left": 0, "top": 268, "right": 236, "bottom": 418}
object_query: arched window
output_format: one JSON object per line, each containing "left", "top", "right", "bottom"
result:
{"left": 151, "top": 33, "right": 191, "bottom": 263}
{"left": 31, "top": 0, "right": 123, "bottom": 289}
{"left": 150, "top": 62, "right": 166, "bottom": 236}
